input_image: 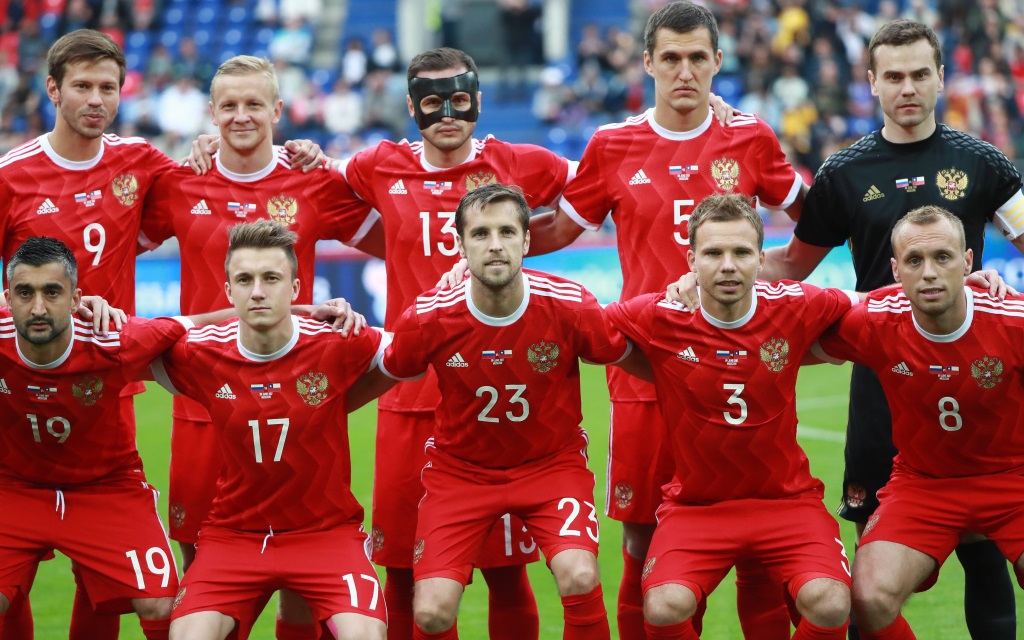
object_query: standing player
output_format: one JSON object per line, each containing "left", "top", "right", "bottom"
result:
{"left": 0, "top": 31, "right": 322, "bottom": 640}
{"left": 140, "top": 55, "right": 379, "bottom": 640}
{"left": 526, "top": 3, "right": 805, "bottom": 636}
{"left": 606, "top": 194, "right": 855, "bottom": 640}
{"left": 335, "top": 47, "right": 574, "bottom": 640}
{"left": 0, "top": 236, "right": 234, "bottom": 640}
{"left": 760, "top": 19, "right": 1023, "bottom": 638}
{"left": 354, "top": 183, "right": 650, "bottom": 640}
{"left": 153, "top": 220, "right": 387, "bottom": 640}
{"left": 813, "top": 206, "right": 1024, "bottom": 640}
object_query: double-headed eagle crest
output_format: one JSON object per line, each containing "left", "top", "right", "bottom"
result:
{"left": 971, "top": 356, "right": 1003, "bottom": 389}
{"left": 267, "top": 195, "right": 298, "bottom": 226}
{"left": 527, "top": 341, "right": 560, "bottom": 373}
{"left": 296, "top": 371, "right": 329, "bottom": 406}
{"left": 760, "top": 337, "right": 789, "bottom": 372}
{"left": 72, "top": 375, "right": 104, "bottom": 406}
{"left": 111, "top": 173, "right": 138, "bottom": 205}
{"left": 466, "top": 171, "right": 497, "bottom": 191}
{"left": 711, "top": 158, "right": 740, "bottom": 191}
{"left": 936, "top": 168, "right": 968, "bottom": 201}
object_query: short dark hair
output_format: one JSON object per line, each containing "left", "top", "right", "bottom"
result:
{"left": 455, "top": 183, "right": 530, "bottom": 238}
{"left": 688, "top": 193, "right": 764, "bottom": 250}
{"left": 644, "top": 1, "right": 719, "bottom": 59}
{"left": 6, "top": 236, "right": 78, "bottom": 286}
{"left": 407, "top": 47, "right": 478, "bottom": 83}
{"left": 868, "top": 19, "right": 941, "bottom": 74}
{"left": 891, "top": 205, "right": 965, "bottom": 254}
{"left": 47, "top": 29, "right": 127, "bottom": 89}
{"left": 225, "top": 219, "right": 299, "bottom": 279}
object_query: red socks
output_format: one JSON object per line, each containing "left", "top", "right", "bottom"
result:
{"left": 562, "top": 585, "right": 610, "bottom": 640}
{"left": 735, "top": 566, "right": 790, "bottom": 639}
{"left": 139, "top": 616, "right": 170, "bottom": 640}
{"left": 643, "top": 620, "right": 700, "bottom": 640}
{"left": 412, "top": 624, "right": 458, "bottom": 640}
{"left": 69, "top": 567, "right": 120, "bottom": 640}
{"left": 618, "top": 547, "right": 647, "bottom": 640}
{"left": 384, "top": 568, "right": 416, "bottom": 640}
{"left": 0, "top": 595, "right": 34, "bottom": 640}
{"left": 481, "top": 565, "right": 539, "bottom": 640}
{"left": 860, "top": 615, "right": 917, "bottom": 640}
{"left": 791, "top": 618, "right": 848, "bottom": 640}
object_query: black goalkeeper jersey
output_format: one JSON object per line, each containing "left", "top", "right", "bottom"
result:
{"left": 795, "top": 124, "right": 1022, "bottom": 291}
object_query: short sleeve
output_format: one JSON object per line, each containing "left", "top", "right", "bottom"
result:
{"left": 316, "top": 167, "right": 377, "bottom": 245}
{"left": 119, "top": 316, "right": 190, "bottom": 378}
{"left": 150, "top": 330, "right": 194, "bottom": 396}
{"left": 753, "top": 123, "right": 803, "bottom": 210}
{"left": 576, "top": 288, "right": 629, "bottom": 365}
{"left": 815, "top": 302, "right": 873, "bottom": 365}
{"left": 380, "top": 304, "right": 429, "bottom": 380}
{"left": 794, "top": 163, "right": 851, "bottom": 248}
{"left": 509, "top": 142, "right": 571, "bottom": 209}
{"left": 139, "top": 171, "right": 179, "bottom": 250}
{"left": 604, "top": 292, "right": 663, "bottom": 347}
{"left": 558, "top": 134, "right": 612, "bottom": 231}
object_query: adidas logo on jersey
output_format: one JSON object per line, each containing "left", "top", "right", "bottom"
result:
{"left": 862, "top": 185, "right": 884, "bottom": 202}
{"left": 676, "top": 347, "right": 700, "bottom": 363}
{"left": 36, "top": 198, "right": 59, "bottom": 214}
{"left": 388, "top": 180, "right": 408, "bottom": 194}
{"left": 445, "top": 353, "right": 469, "bottom": 368}
{"left": 0, "top": 378, "right": 9, "bottom": 394}
{"left": 191, "top": 200, "right": 212, "bottom": 215}
{"left": 215, "top": 384, "right": 236, "bottom": 399}
{"left": 891, "top": 362, "right": 913, "bottom": 376}
{"left": 628, "top": 169, "right": 651, "bottom": 185}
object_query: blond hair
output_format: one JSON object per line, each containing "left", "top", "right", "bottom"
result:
{"left": 210, "top": 55, "right": 280, "bottom": 103}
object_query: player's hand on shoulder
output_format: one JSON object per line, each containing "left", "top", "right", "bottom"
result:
{"left": 437, "top": 258, "right": 470, "bottom": 289}
{"left": 311, "top": 298, "right": 367, "bottom": 337}
{"left": 966, "top": 269, "right": 1018, "bottom": 299}
{"left": 283, "top": 139, "right": 326, "bottom": 173}
{"left": 666, "top": 272, "right": 700, "bottom": 312}
{"left": 183, "top": 134, "right": 220, "bottom": 175}
{"left": 77, "top": 296, "right": 127, "bottom": 336}
{"left": 709, "top": 92, "right": 738, "bottom": 126}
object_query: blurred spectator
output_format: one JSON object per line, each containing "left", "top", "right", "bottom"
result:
{"left": 322, "top": 78, "right": 363, "bottom": 136}
{"left": 368, "top": 28, "right": 400, "bottom": 73}
{"left": 532, "top": 66, "right": 569, "bottom": 124}
{"left": 0, "top": 49, "right": 18, "bottom": 115}
{"left": 498, "top": 0, "right": 541, "bottom": 100}
{"left": 59, "top": 0, "right": 94, "bottom": 34}
{"left": 576, "top": 24, "right": 608, "bottom": 71}
{"left": 146, "top": 43, "right": 174, "bottom": 89}
{"left": 157, "top": 75, "right": 207, "bottom": 138}
{"left": 16, "top": 18, "right": 46, "bottom": 74}
{"left": 341, "top": 37, "right": 367, "bottom": 87}
{"left": 280, "top": 0, "right": 322, "bottom": 23}
{"left": 361, "top": 69, "right": 406, "bottom": 141}
{"left": 772, "top": 62, "right": 809, "bottom": 111}
{"left": 269, "top": 16, "right": 314, "bottom": 67}
{"left": 174, "top": 37, "right": 216, "bottom": 88}
{"left": 572, "top": 61, "right": 608, "bottom": 115}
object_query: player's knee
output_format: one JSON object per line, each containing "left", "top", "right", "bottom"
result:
{"left": 622, "top": 522, "right": 656, "bottom": 560}
{"left": 553, "top": 561, "right": 600, "bottom": 597}
{"left": 133, "top": 596, "right": 173, "bottom": 620}
{"left": 0, "top": 592, "right": 10, "bottom": 615}
{"left": 643, "top": 585, "right": 696, "bottom": 626}
{"left": 850, "top": 572, "right": 900, "bottom": 625}
{"left": 413, "top": 602, "right": 457, "bottom": 634}
{"left": 796, "top": 579, "right": 850, "bottom": 628}
{"left": 334, "top": 618, "right": 387, "bottom": 640}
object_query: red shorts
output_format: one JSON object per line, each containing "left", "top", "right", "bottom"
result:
{"left": 606, "top": 401, "right": 675, "bottom": 524}
{"left": 414, "top": 434, "right": 600, "bottom": 585}
{"left": 0, "top": 480, "right": 179, "bottom": 614}
{"left": 172, "top": 524, "right": 387, "bottom": 625}
{"left": 863, "top": 471, "right": 1024, "bottom": 590}
{"left": 642, "top": 496, "right": 852, "bottom": 603}
{"left": 371, "top": 409, "right": 538, "bottom": 568}
{"left": 169, "top": 418, "right": 222, "bottom": 543}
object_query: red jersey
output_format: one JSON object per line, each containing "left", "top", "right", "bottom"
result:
{"left": 817, "top": 286, "right": 1024, "bottom": 478}
{"left": 0, "top": 134, "right": 177, "bottom": 313}
{"left": 561, "top": 109, "right": 802, "bottom": 403}
{"left": 605, "top": 282, "right": 854, "bottom": 503}
{"left": 380, "top": 269, "right": 629, "bottom": 469}
{"left": 339, "top": 136, "right": 572, "bottom": 412}
{"left": 141, "top": 148, "right": 377, "bottom": 421}
{"left": 0, "top": 310, "right": 189, "bottom": 486}
{"left": 154, "top": 317, "right": 385, "bottom": 532}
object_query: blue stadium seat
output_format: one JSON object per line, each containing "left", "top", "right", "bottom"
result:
{"left": 125, "top": 52, "right": 144, "bottom": 72}
{"left": 160, "top": 29, "right": 181, "bottom": 50}
{"left": 38, "top": 12, "right": 58, "bottom": 40}
{"left": 223, "top": 29, "right": 243, "bottom": 48}
{"left": 192, "top": 29, "right": 213, "bottom": 49}
{"left": 164, "top": 7, "right": 184, "bottom": 27}
{"left": 228, "top": 6, "right": 248, "bottom": 26}
{"left": 310, "top": 68, "right": 336, "bottom": 93}
{"left": 220, "top": 49, "right": 240, "bottom": 64}
{"left": 255, "top": 27, "right": 274, "bottom": 47}
{"left": 126, "top": 30, "right": 153, "bottom": 54}
{"left": 195, "top": 7, "right": 216, "bottom": 27}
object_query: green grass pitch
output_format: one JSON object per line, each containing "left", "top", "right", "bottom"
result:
{"left": 27, "top": 364, "right": 1019, "bottom": 637}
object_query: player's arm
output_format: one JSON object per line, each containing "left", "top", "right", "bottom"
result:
{"left": 781, "top": 180, "right": 809, "bottom": 222}
{"left": 761, "top": 236, "right": 831, "bottom": 282}
{"left": 182, "top": 308, "right": 238, "bottom": 327}
{"left": 350, "top": 217, "right": 385, "bottom": 259}
{"left": 611, "top": 344, "right": 653, "bottom": 382}
{"left": 527, "top": 208, "right": 587, "bottom": 256}
{"left": 346, "top": 367, "right": 399, "bottom": 413}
